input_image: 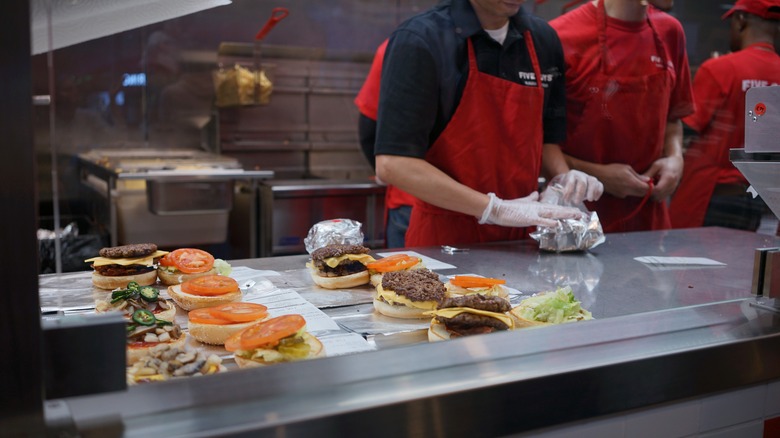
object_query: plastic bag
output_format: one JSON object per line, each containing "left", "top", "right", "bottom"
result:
{"left": 303, "top": 219, "right": 365, "bottom": 254}
{"left": 530, "top": 184, "right": 605, "bottom": 252}
{"left": 38, "top": 222, "right": 107, "bottom": 273}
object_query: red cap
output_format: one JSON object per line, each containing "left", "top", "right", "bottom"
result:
{"left": 722, "top": 0, "right": 780, "bottom": 20}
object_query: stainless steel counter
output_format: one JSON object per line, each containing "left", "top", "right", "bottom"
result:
{"left": 45, "top": 227, "right": 780, "bottom": 437}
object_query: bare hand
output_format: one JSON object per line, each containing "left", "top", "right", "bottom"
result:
{"left": 642, "top": 156, "right": 683, "bottom": 201}
{"left": 599, "top": 163, "right": 651, "bottom": 199}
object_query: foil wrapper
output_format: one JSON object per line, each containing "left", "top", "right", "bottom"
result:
{"left": 304, "top": 219, "right": 365, "bottom": 254}
{"left": 530, "top": 184, "right": 605, "bottom": 252}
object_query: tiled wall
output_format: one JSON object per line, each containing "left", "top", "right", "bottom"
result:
{"left": 509, "top": 379, "right": 780, "bottom": 438}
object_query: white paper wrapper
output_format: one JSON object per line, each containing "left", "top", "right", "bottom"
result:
{"left": 531, "top": 184, "right": 605, "bottom": 252}
{"left": 303, "top": 219, "right": 365, "bottom": 254}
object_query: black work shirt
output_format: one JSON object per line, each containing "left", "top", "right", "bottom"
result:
{"left": 375, "top": 0, "right": 566, "bottom": 158}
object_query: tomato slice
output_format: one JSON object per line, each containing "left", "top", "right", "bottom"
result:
{"left": 208, "top": 302, "right": 268, "bottom": 323}
{"left": 165, "top": 248, "right": 215, "bottom": 274}
{"left": 367, "top": 254, "right": 421, "bottom": 273}
{"left": 224, "top": 314, "right": 306, "bottom": 352}
{"left": 181, "top": 275, "right": 239, "bottom": 296}
{"left": 189, "top": 308, "right": 233, "bottom": 325}
{"left": 449, "top": 276, "right": 506, "bottom": 288}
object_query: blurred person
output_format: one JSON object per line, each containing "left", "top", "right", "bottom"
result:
{"left": 670, "top": 0, "right": 780, "bottom": 231}
{"left": 355, "top": 39, "right": 417, "bottom": 248}
{"left": 550, "top": 0, "right": 694, "bottom": 232}
{"left": 374, "top": 0, "right": 603, "bottom": 247}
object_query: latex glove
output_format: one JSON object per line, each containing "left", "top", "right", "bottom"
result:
{"left": 550, "top": 170, "right": 604, "bottom": 203}
{"left": 478, "top": 192, "right": 585, "bottom": 228}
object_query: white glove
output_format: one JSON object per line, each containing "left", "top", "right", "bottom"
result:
{"left": 550, "top": 170, "right": 604, "bottom": 203}
{"left": 478, "top": 192, "right": 585, "bottom": 228}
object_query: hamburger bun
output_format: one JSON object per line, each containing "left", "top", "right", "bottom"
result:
{"left": 188, "top": 319, "right": 263, "bottom": 345}
{"left": 233, "top": 333, "right": 325, "bottom": 368}
{"left": 508, "top": 310, "right": 553, "bottom": 329}
{"left": 167, "top": 283, "right": 242, "bottom": 311}
{"left": 92, "top": 270, "right": 158, "bottom": 290}
{"left": 310, "top": 269, "right": 370, "bottom": 289}
{"left": 372, "top": 296, "right": 430, "bottom": 319}
{"left": 157, "top": 267, "right": 217, "bottom": 286}
{"left": 428, "top": 320, "right": 452, "bottom": 342}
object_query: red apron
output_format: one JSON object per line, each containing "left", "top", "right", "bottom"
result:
{"left": 405, "top": 34, "right": 544, "bottom": 247}
{"left": 566, "top": 0, "right": 674, "bottom": 232}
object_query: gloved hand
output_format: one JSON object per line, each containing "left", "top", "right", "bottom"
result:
{"left": 549, "top": 170, "right": 604, "bottom": 203}
{"left": 478, "top": 192, "right": 585, "bottom": 228}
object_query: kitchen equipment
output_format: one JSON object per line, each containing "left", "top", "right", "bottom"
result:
{"left": 731, "top": 86, "right": 780, "bottom": 303}
{"left": 78, "top": 148, "right": 273, "bottom": 248}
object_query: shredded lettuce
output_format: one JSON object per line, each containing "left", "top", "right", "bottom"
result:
{"left": 214, "top": 259, "right": 232, "bottom": 276}
{"left": 515, "top": 286, "right": 592, "bottom": 324}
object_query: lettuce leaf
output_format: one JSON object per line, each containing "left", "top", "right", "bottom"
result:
{"left": 515, "top": 286, "right": 592, "bottom": 324}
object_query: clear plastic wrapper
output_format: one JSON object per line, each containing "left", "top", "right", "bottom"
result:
{"left": 304, "top": 219, "right": 365, "bottom": 254}
{"left": 531, "top": 184, "right": 605, "bottom": 252}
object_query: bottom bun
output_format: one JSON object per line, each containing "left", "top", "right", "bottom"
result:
{"left": 372, "top": 298, "right": 429, "bottom": 319}
{"left": 92, "top": 270, "right": 158, "bottom": 290}
{"left": 167, "top": 284, "right": 242, "bottom": 311}
{"left": 428, "top": 320, "right": 451, "bottom": 342}
{"left": 157, "top": 267, "right": 217, "bottom": 286}
{"left": 508, "top": 308, "right": 553, "bottom": 329}
{"left": 126, "top": 334, "right": 187, "bottom": 365}
{"left": 188, "top": 319, "right": 264, "bottom": 345}
{"left": 310, "top": 269, "right": 369, "bottom": 290}
{"left": 233, "top": 333, "right": 325, "bottom": 368}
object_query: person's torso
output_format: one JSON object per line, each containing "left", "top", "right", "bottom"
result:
{"left": 691, "top": 47, "right": 780, "bottom": 184}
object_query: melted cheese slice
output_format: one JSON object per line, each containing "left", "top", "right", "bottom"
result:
{"left": 425, "top": 307, "right": 514, "bottom": 329}
{"left": 376, "top": 284, "right": 438, "bottom": 310}
{"left": 85, "top": 250, "right": 169, "bottom": 267}
{"left": 323, "top": 253, "right": 375, "bottom": 268}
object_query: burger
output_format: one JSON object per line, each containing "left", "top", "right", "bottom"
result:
{"left": 95, "top": 281, "right": 176, "bottom": 322}
{"left": 125, "top": 309, "right": 186, "bottom": 365}
{"left": 187, "top": 302, "right": 269, "bottom": 345}
{"left": 509, "top": 286, "right": 593, "bottom": 328}
{"left": 85, "top": 243, "right": 168, "bottom": 290}
{"left": 366, "top": 253, "right": 425, "bottom": 286}
{"left": 444, "top": 275, "right": 509, "bottom": 299}
{"left": 157, "top": 248, "right": 232, "bottom": 286}
{"left": 306, "top": 244, "right": 376, "bottom": 289}
{"left": 167, "top": 274, "right": 242, "bottom": 311}
{"left": 225, "top": 314, "right": 325, "bottom": 368}
{"left": 373, "top": 269, "right": 446, "bottom": 319}
{"left": 426, "top": 294, "right": 514, "bottom": 341}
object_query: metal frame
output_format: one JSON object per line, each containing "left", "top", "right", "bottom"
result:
{"left": 0, "top": 0, "right": 46, "bottom": 434}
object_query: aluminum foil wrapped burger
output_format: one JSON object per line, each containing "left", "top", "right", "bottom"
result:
{"left": 530, "top": 184, "right": 605, "bottom": 252}
{"left": 304, "top": 219, "right": 365, "bottom": 254}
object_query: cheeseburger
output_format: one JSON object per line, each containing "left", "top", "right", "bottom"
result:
{"left": 85, "top": 243, "right": 168, "bottom": 290}
{"left": 374, "top": 269, "right": 446, "bottom": 319}
{"left": 306, "top": 244, "right": 376, "bottom": 289}
{"left": 426, "top": 294, "right": 513, "bottom": 341}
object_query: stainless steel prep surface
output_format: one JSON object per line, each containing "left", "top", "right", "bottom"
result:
{"left": 45, "top": 228, "right": 780, "bottom": 437}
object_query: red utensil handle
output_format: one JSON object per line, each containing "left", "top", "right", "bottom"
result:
{"left": 255, "top": 7, "right": 289, "bottom": 41}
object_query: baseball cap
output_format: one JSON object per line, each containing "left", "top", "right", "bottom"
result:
{"left": 722, "top": 0, "right": 780, "bottom": 20}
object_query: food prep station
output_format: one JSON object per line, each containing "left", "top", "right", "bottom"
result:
{"left": 38, "top": 227, "right": 780, "bottom": 436}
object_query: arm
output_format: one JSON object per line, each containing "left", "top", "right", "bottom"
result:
{"left": 642, "top": 119, "right": 684, "bottom": 201}
{"left": 376, "top": 155, "right": 489, "bottom": 218}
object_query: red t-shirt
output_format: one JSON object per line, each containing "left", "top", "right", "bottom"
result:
{"left": 354, "top": 40, "right": 388, "bottom": 120}
{"left": 550, "top": 3, "right": 694, "bottom": 133}
{"left": 682, "top": 44, "right": 780, "bottom": 184}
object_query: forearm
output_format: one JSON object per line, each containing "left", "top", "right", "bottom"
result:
{"left": 664, "top": 119, "right": 683, "bottom": 159}
{"left": 541, "top": 143, "right": 570, "bottom": 179}
{"left": 375, "top": 155, "right": 489, "bottom": 218}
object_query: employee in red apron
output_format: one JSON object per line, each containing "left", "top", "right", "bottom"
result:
{"left": 670, "top": 0, "right": 780, "bottom": 231}
{"left": 373, "top": 0, "right": 603, "bottom": 247}
{"left": 355, "top": 39, "right": 417, "bottom": 248}
{"left": 550, "top": 0, "right": 694, "bottom": 232}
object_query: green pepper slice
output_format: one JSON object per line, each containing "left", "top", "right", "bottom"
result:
{"left": 139, "top": 286, "right": 159, "bottom": 302}
{"left": 132, "top": 309, "right": 156, "bottom": 326}
{"left": 126, "top": 281, "right": 141, "bottom": 292}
